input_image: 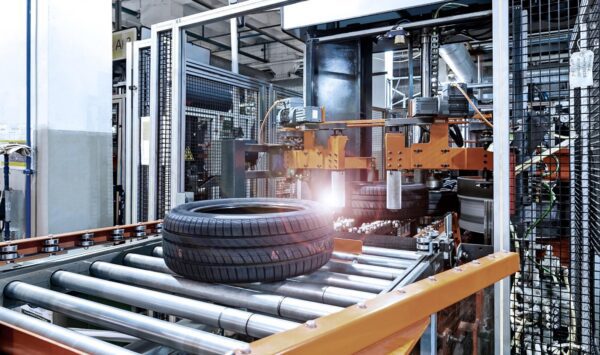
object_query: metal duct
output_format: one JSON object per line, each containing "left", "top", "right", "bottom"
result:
{"left": 439, "top": 43, "right": 477, "bottom": 83}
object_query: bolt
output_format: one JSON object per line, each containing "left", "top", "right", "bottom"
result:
{"left": 488, "top": 254, "right": 496, "bottom": 259}
{"left": 396, "top": 289, "right": 407, "bottom": 294}
{"left": 357, "top": 302, "right": 367, "bottom": 309}
{"left": 305, "top": 320, "right": 317, "bottom": 329}
{"left": 428, "top": 276, "right": 437, "bottom": 282}
{"left": 236, "top": 348, "right": 252, "bottom": 355}
{"left": 472, "top": 260, "right": 481, "bottom": 265}
{"left": 454, "top": 267, "right": 463, "bottom": 272}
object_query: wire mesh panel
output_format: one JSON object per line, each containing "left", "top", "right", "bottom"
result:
{"left": 371, "top": 108, "right": 386, "bottom": 180}
{"left": 510, "top": 0, "right": 600, "bottom": 353}
{"left": 184, "top": 74, "right": 259, "bottom": 200}
{"left": 157, "top": 31, "right": 172, "bottom": 219}
{"left": 138, "top": 46, "right": 151, "bottom": 222}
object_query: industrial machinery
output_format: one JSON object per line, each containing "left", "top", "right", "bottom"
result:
{"left": 0, "top": 218, "right": 518, "bottom": 354}
{"left": 3, "top": 0, "right": 592, "bottom": 353}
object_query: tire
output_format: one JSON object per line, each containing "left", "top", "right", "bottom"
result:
{"left": 427, "top": 189, "right": 459, "bottom": 216}
{"left": 162, "top": 198, "right": 334, "bottom": 283}
{"left": 350, "top": 182, "right": 428, "bottom": 220}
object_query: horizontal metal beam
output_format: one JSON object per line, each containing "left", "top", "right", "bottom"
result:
{"left": 92, "top": 260, "right": 341, "bottom": 321}
{"left": 52, "top": 271, "right": 298, "bottom": 338}
{"left": 249, "top": 252, "right": 519, "bottom": 354}
{"left": 0, "top": 307, "right": 137, "bottom": 355}
{"left": 155, "top": 0, "right": 303, "bottom": 30}
{"left": 190, "top": 0, "right": 303, "bottom": 53}
{"left": 4, "top": 282, "right": 249, "bottom": 354}
{"left": 187, "top": 31, "right": 269, "bottom": 63}
{"left": 317, "top": 10, "right": 493, "bottom": 43}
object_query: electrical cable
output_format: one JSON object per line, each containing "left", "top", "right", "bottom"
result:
{"left": 450, "top": 82, "right": 494, "bottom": 128}
{"left": 433, "top": 2, "right": 469, "bottom": 19}
{"left": 258, "top": 99, "right": 285, "bottom": 144}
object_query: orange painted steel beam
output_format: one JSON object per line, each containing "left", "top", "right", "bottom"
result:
{"left": 0, "top": 321, "right": 83, "bottom": 355}
{"left": 355, "top": 318, "right": 430, "bottom": 355}
{"left": 249, "top": 251, "right": 519, "bottom": 354}
{"left": 385, "top": 122, "right": 492, "bottom": 171}
{"left": 333, "top": 238, "right": 363, "bottom": 254}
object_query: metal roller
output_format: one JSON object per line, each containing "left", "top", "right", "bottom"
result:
{"left": 51, "top": 271, "right": 298, "bottom": 338}
{"left": 322, "top": 260, "right": 403, "bottom": 280}
{"left": 4, "top": 282, "right": 249, "bottom": 354}
{"left": 153, "top": 246, "right": 163, "bottom": 257}
{"left": 242, "top": 281, "right": 375, "bottom": 307}
{"left": 123, "top": 254, "right": 376, "bottom": 306}
{"left": 361, "top": 246, "right": 422, "bottom": 260}
{"left": 291, "top": 271, "right": 389, "bottom": 293}
{"left": 0, "top": 306, "right": 138, "bottom": 355}
{"left": 91, "top": 261, "right": 341, "bottom": 321}
{"left": 124, "top": 253, "right": 178, "bottom": 274}
{"left": 333, "top": 251, "right": 416, "bottom": 269}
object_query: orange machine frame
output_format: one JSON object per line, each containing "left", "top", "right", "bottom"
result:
{"left": 385, "top": 121, "right": 493, "bottom": 171}
{"left": 250, "top": 249, "right": 519, "bottom": 354}
{"left": 282, "top": 118, "right": 492, "bottom": 172}
{"left": 283, "top": 130, "right": 375, "bottom": 170}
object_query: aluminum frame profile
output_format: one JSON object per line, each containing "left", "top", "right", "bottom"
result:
{"left": 148, "top": 0, "right": 302, "bottom": 218}
{"left": 492, "top": 0, "right": 511, "bottom": 353}
{"left": 126, "top": 39, "right": 152, "bottom": 224}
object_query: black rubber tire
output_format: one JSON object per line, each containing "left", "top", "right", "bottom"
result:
{"left": 427, "top": 189, "right": 459, "bottom": 216}
{"left": 349, "top": 182, "right": 428, "bottom": 220}
{"left": 162, "top": 198, "right": 334, "bottom": 283}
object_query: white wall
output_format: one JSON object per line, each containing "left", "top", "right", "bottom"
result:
{"left": 0, "top": 1, "right": 27, "bottom": 141}
{"left": 0, "top": 0, "right": 113, "bottom": 237}
{"left": 34, "top": 0, "right": 113, "bottom": 235}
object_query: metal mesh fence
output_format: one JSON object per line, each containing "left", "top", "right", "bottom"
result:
{"left": 138, "top": 46, "right": 151, "bottom": 222}
{"left": 157, "top": 31, "right": 172, "bottom": 219}
{"left": 184, "top": 75, "right": 259, "bottom": 200}
{"left": 509, "top": 0, "right": 600, "bottom": 352}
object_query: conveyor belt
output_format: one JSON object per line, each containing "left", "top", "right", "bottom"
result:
{"left": 0, "top": 236, "right": 429, "bottom": 354}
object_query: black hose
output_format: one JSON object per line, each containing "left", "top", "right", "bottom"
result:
{"left": 449, "top": 124, "right": 464, "bottom": 147}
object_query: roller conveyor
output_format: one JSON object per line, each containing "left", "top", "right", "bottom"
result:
{"left": 0, "top": 229, "right": 432, "bottom": 354}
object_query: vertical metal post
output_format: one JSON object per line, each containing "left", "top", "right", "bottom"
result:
{"left": 170, "top": 26, "right": 183, "bottom": 209}
{"left": 230, "top": 19, "right": 239, "bottom": 74}
{"left": 3, "top": 154, "right": 10, "bottom": 241}
{"left": 331, "top": 171, "right": 346, "bottom": 208}
{"left": 25, "top": 0, "right": 32, "bottom": 238}
{"left": 408, "top": 40, "right": 414, "bottom": 99}
{"left": 386, "top": 170, "right": 402, "bottom": 210}
{"left": 124, "top": 41, "right": 134, "bottom": 224}
{"left": 230, "top": 0, "right": 239, "bottom": 74}
{"left": 492, "top": 0, "right": 510, "bottom": 353}
{"left": 420, "top": 314, "right": 437, "bottom": 353}
{"left": 115, "top": 0, "right": 122, "bottom": 30}
{"left": 420, "top": 31, "right": 431, "bottom": 98}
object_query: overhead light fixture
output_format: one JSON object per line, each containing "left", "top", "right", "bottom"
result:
{"left": 378, "top": 25, "right": 410, "bottom": 45}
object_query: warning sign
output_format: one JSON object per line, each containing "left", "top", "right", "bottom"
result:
{"left": 113, "top": 28, "right": 137, "bottom": 61}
